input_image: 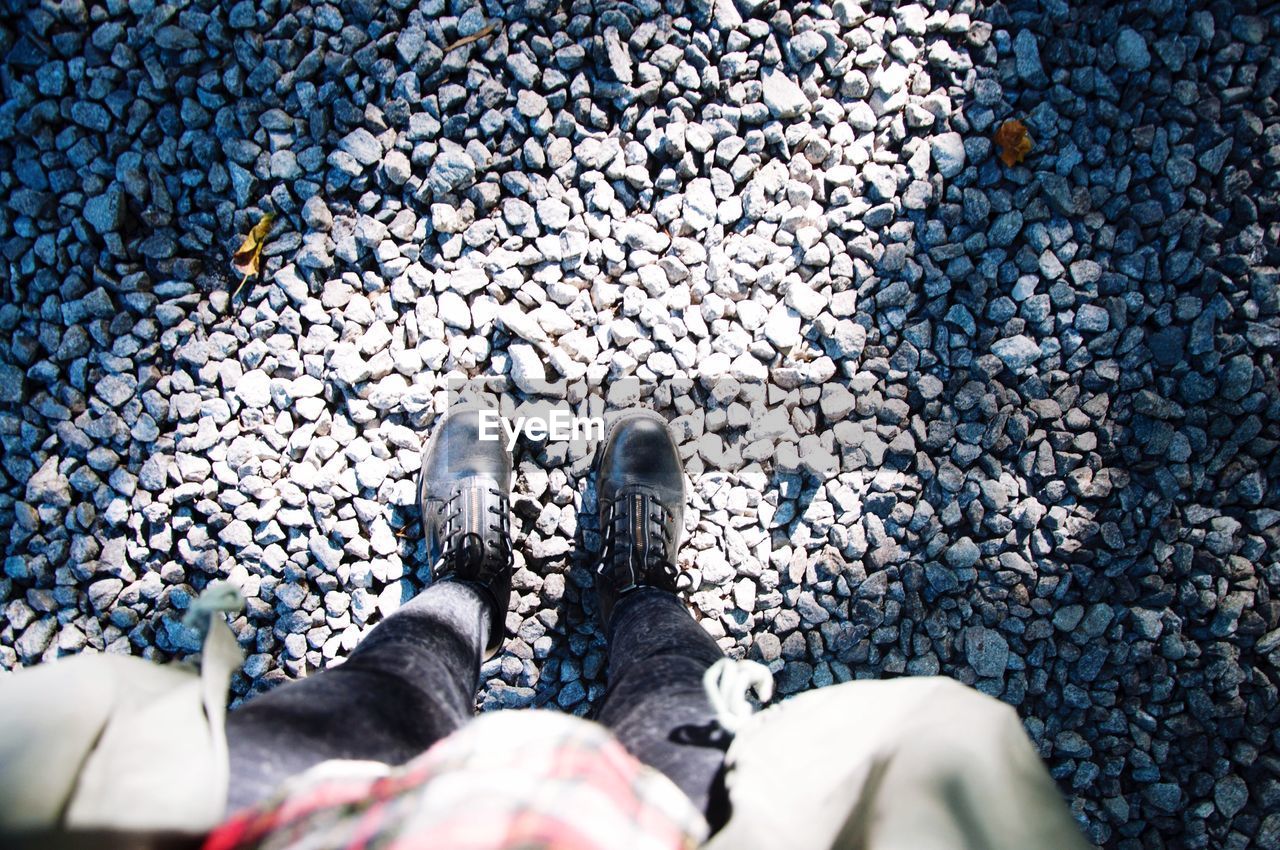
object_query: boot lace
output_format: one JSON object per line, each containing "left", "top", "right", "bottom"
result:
{"left": 597, "top": 491, "right": 684, "bottom": 593}
{"left": 435, "top": 483, "right": 511, "bottom": 582}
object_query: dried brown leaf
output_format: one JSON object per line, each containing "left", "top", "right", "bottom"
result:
{"left": 445, "top": 22, "right": 497, "bottom": 53}
{"left": 230, "top": 213, "right": 275, "bottom": 299}
{"left": 994, "top": 119, "right": 1033, "bottom": 167}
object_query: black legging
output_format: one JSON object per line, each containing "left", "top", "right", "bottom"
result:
{"left": 225, "top": 582, "right": 727, "bottom": 820}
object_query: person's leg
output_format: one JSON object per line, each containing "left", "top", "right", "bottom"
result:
{"left": 224, "top": 581, "right": 489, "bottom": 811}
{"left": 594, "top": 587, "right": 727, "bottom": 816}
{"left": 588, "top": 408, "right": 730, "bottom": 822}
{"left": 226, "top": 404, "right": 515, "bottom": 812}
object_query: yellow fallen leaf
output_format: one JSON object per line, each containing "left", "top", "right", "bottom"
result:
{"left": 230, "top": 213, "right": 275, "bottom": 299}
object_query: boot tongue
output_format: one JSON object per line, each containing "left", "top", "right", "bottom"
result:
{"left": 452, "top": 531, "right": 487, "bottom": 574}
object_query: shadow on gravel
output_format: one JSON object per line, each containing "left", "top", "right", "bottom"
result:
{"left": 822, "top": 2, "right": 1280, "bottom": 848}
{"left": 522, "top": 460, "right": 604, "bottom": 715}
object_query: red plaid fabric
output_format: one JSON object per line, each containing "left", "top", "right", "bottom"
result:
{"left": 205, "top": 711, "right": 708, "bottom": 850}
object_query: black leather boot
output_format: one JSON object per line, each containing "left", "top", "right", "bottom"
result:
{"left": 419, "top": 406, "right": 513, "bottom": 658}
{"left": 593, "top": 408, "right": 687, "bottom": 627}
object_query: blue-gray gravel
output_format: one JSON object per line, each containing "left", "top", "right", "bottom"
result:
{"left": 1, "top": 0, "right": 1279, "bottom": 847}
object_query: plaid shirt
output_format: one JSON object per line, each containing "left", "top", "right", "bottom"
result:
{"left": 205, "top": 711, "right": 708, "bottom": 850}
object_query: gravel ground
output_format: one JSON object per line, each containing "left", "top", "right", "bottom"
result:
{"left": 2, "top": 0, "right": 1279, "bottom": 845}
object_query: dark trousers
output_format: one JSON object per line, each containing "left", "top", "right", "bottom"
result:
{"left": 225, "top": 583, "right": 727, "bottom": 821}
